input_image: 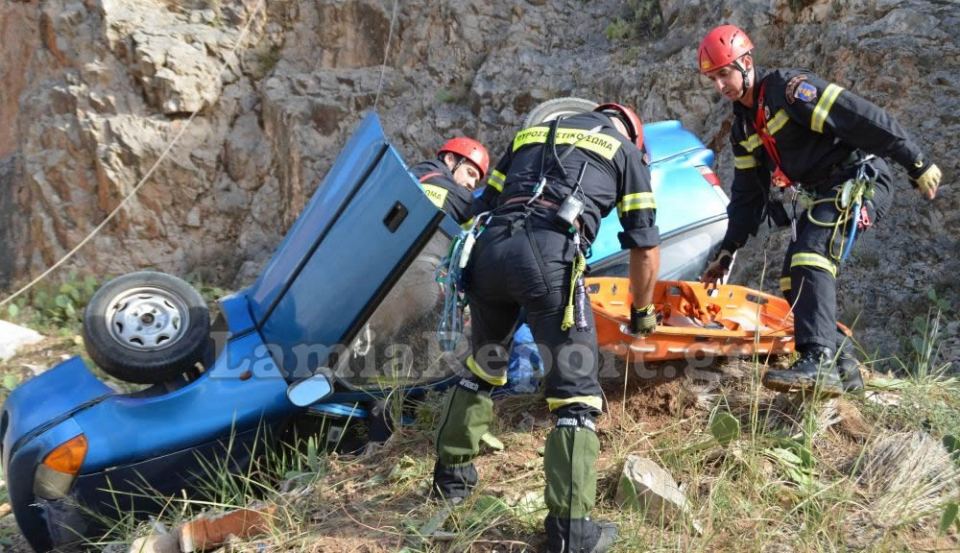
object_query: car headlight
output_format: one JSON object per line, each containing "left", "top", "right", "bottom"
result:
{"left": 34, "top": 434, "right": 88, "bottom": 500}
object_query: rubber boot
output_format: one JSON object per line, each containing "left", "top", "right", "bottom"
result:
{"left": 762, "top": 345, "right": 844, "bottom": 396}
{"left": 432, "top": 379, "right": 494, "bottom": 500}
{"left": 431, "top": 462, "right": 476, "bottom": 503}
{"left": 544, "top": 416, "right": 613, "bottom": 552}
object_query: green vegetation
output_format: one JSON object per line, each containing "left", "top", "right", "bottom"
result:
{"left": 5, "top": 271, "right": 100, "bottom": 335}
{"left": 604, "top": 0, "right": 665, "bottom": 42}
{"left": 54, "top": 346, "right": 955, "bottom": 552}
{"left": 0, "top": 278, "right": 956, "bottom": 551}
{"left": 434, "top": 85, "right": 469, "bottom": 105}
{"left": 255, "top": 45, "right": 282, "bottom": 77}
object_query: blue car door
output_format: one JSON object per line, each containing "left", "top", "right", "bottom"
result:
{"left": 244, "top": 114, "right": 455, "bottom": 381}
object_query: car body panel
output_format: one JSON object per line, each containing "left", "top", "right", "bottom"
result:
{"left": 1, "top": 357, "right": 112, "bottom": 473}
{"left": 588, "top": 120, "right": 726, "bottom": 268}
{"left": 1, "top": 113, "right": 730, "bottom": 551}
{"left": 259, "top": 148, "right": 445, "bottom": 377}
{"left": 218, "top": 290, "right": 257, "bottom": 335}
{"left": 74, "top": 331, "right": 289, "bottom": 472}
{"left": 5, "top": 416, "right": 88, "bottom": 552}
{"left": 246, "top": 115, "right": 387, "bottom": 323}
{"left": 1, "top": 113, "right": 451, "bottom": 551}
{"left": 642, "top": 120, "right": 713, "bottom": 164}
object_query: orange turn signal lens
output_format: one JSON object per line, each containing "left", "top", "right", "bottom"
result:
{"left": 42, "top": 434, "right": 88, "bottom": 475}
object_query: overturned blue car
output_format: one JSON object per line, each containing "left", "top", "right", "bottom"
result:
{"left": 1, "top": 105, "right": 728, "bottom": 551}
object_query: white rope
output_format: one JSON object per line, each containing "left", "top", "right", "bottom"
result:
{"left": 373, "top": 0, "right": 400, "bottom": 110}
{"left": 0, "top": 0, "right": 265, "bottom": 309}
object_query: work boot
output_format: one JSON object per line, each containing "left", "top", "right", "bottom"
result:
{"left": 836, "top": 339, "right": 864, "bottom": 393}
{"left": 762, "top": 345, "right": 843, "bottom": 397}
{"left": 545, "top": 515, "right": 618, "bottom": 553}
{"left": 431, "top": 461, "right": 477, "bottom": 502}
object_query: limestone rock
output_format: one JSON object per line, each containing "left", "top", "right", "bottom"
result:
{"left": 128, "top": 532, "right": 180, "bottom": 553}
{"left": 0, "top": 320, "right": 43, "bottom": 361}
{"left": 616, "top": 454, "right": 699, "bottom": 532}
{"left": 130, "top": 31, "right": 223, "bottom": 115}
{"left": 0, "top": 0, "right": 955, "bottom": 366}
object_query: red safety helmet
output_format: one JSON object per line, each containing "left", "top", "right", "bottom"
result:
{"left": 438, "top": 137, "right": 489, "bottom": 178}
{"left": 594, "top": 103, "right": 643, "bottom": 148}
{"left": 698, "top": 24, "right": 754, "bottom": 74}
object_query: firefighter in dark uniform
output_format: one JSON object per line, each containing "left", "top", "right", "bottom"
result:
{"left": 410, "top": 137, "right": 489, "bottom": 225}
{"left": 697, "top": 24, "right": 942, "bottom": 395}
{"left": 431, "top": 104, "right": 660, "bottom": 553}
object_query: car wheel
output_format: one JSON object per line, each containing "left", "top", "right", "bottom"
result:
{"left": 522, "top": 97, "right": 599, "bottom": 127}
{"left": 82, "top": 271, "right": 211, "bottom": 384}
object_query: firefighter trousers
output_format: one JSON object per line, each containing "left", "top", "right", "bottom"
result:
{"left": 433, "top": 211, "right": 604, "bottom": 530}
{"left": 779, "top": 157, "right": 894, "bottom": 350}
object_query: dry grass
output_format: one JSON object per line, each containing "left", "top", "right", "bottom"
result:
{"left": 2, "top": 332, "right": 960, "bottom": 552}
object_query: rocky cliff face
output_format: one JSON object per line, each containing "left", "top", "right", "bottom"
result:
{"left": 0, "top": 0, "right": 957, "bottom": 365}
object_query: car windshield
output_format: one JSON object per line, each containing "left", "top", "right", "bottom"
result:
{"left": 329, "top": 229, "right": 462, "bottom": 390}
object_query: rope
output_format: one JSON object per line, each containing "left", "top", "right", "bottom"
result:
{"left": 0, "top": 0, "right": 266, "bottom": 309}
{"left": 436, "top": 215, "right": 485, "bottom": 352}
{"left": 561, "top": 252, "right": 586, "bottom": 331}
{"left": 373, "top": 0, "right": 400, "bottom": 110}
{"left": 803, "top": 162, "right": 876, "bottom": 263}
{"left": 436, "top": 233, "right": 467, "bottom": 352}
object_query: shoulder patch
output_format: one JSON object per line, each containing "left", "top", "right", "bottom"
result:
{"left": 421, "top": 184, "right": 449, "bottom": 209}
{"left": 785, "top": 74, "right": 809, "bottom": 104}
{"left": 795, "top": 82, "right": 818, "bottom": 103}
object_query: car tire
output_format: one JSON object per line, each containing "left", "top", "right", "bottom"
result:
{"left": 82, "top": 271, "right": 211, "bottom": 384}
{"left": 522, "top": 97, "right": 599, "bottom": 128}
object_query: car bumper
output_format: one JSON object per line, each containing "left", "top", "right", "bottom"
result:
{"left": 9, "top": 424, "right": 270, "bottom": 552}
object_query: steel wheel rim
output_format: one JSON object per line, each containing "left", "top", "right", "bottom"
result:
{"left": 104, "top": 286, "right": 191, "bottom": 352}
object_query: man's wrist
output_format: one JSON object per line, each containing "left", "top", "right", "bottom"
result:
{"left": 907, "top": 154, "right": 931, "bottom": 181}
{"left": 631, "top": 303, "right": 655, "bottom": 316}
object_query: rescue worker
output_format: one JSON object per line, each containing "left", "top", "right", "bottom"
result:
{"left": 697, "top": 24, "right": 942, "bottom": 395}
{"left": 431, "top": 103, "right": 660, "bottom": 552}
{"left": 411, "top": 137, "right": 490, "bottom": 225}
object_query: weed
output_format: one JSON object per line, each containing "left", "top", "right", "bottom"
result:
{"left": 434, "top": 85, "right": 468, "bottom": 104}
{"left": 904, "top": 308, "right": 951, "bottom": 382}
{"left": 604, "top": 18, "right": 632, "bottom": 42}
{"left": 6, "top": 271, "right": 99, "bottom": 333}
{"left": 603, "top": 0, "right": 665, "bottom": 43}
{"left": 256, "top": 45, "right": 281, "bottom": 76}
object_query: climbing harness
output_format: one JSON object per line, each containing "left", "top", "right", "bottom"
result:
{"left": 754, "top": 80, "right": 794, "bottom": 189}
{"left": 436, "top": 214, "right": 489, "bottom": 352}
{"left": 436, "top": 118, "right": 608, "bottom": 345}
{"left": 803, "top": 155, "right": 878, "bottom": 263}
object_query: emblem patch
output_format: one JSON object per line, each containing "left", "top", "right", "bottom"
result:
{"left": 794, "top": 82, "right": 818, "bottom": 103}
{"left": 785, "top": 74, "right": 807, "bottom": 104}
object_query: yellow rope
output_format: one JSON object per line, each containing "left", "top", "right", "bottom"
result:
{"left": 803, "top": 177, "right": 871, "bottom": 262}
{"left": 561, "top": 252, "right": 586, "bottom": 331}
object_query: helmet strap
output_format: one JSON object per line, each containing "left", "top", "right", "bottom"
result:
{"left": 440, "top": 152, "right": 464, "bottom": 174}
{"left": 450, "top": 155, "right": 465, "bottom": 175}
{"left": 732, "top": 57, "right": 751, "bottom": 99}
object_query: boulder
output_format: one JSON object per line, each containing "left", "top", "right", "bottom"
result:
{"left": 0, "top": 320, "right": 43, "bottom": 361}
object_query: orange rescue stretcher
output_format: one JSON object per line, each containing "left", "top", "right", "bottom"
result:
{"left": 587, "top": 277, "right": 796, "bottom": 362}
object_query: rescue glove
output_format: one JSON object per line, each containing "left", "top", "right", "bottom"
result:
{"left": 700, "top": 249, "right": 733, "bottom": 286}
{"left": 630, "top": 304, "right": 657, "bottom": 337}
{"left": 909, "top": 162, "right": 941, "bottom": 200}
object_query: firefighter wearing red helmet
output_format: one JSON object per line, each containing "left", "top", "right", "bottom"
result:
{"left": 410, "top": 136, "right": 489, "bottom": 225}
{"left": 431, "top": 102, "right": 658, "bottom": 553}
{"left": 697, "top": 24, "right": 942, "bottom": 396}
